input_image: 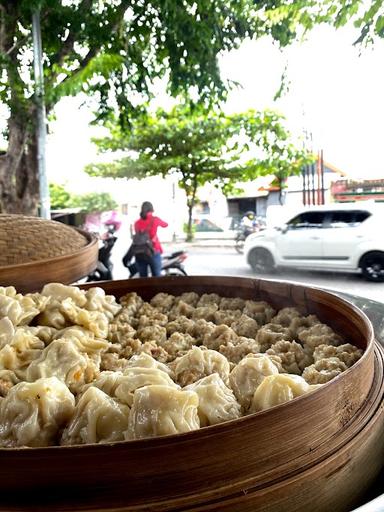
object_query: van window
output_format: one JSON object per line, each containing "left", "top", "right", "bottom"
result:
{"left": 287, "top": 211, "right": 326, "bottom": 229}
{"left": 328, "top": 210, "right": 371, "bottom": 227}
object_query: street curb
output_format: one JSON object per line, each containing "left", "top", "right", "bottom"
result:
{"left": 163, "top": 240, "right": 236, "bottom": 249}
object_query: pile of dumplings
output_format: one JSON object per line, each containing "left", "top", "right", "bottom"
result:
{"left": 0, "top": 283, "right": 363, "bottom": 447}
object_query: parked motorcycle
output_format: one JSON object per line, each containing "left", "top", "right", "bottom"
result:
{"left": 86, "top": 224, "right": 118, "bottom": 282}
{"left": 127, "top": 250, "right": 188, "bottom": 277}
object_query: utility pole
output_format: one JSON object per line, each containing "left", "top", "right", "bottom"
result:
{"left": 32, "top": 10, "right": 51, "bottom": 219}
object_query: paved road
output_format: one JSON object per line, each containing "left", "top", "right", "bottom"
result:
{"left": 112, "top": 238, "right": 384, "bottom": 303}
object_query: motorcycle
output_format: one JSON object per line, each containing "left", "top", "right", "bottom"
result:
{"left": 86, "top": 223, "right": 118, "bottom": 282}
{"left": 234, "top": 217, "right": 266, "bottom": 254}
{"left": 127, "top": 250, "right": 188, "bottom": 277}
{"left": 235, "top": 226, "right": 258, "bottom": 254}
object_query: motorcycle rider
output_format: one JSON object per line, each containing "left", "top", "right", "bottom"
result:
{"left": 240, "top": 211, "right": 258, "bottom": 237}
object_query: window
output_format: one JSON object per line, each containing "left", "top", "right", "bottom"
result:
{"left": 287, "top": 211, "right": 326, "bottom": 229}
{"left": 328, "top": 210, "right": 371, "bottom": 228}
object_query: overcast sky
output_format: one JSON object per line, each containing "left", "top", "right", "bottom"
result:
{"left": 47, "top": 22, "right": 384, "bottom": 184}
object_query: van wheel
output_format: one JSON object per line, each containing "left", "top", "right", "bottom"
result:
{"left": 248, "top": 248, "right": 275, "bottom": 273}
{"left": 360, "top": 252, "right": 384, "bottom": 282}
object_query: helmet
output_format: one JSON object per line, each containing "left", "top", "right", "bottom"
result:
{"left": 245, "top": 211, "right": 255, "bottom": 220}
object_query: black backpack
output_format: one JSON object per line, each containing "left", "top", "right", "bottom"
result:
{"left": 130, "top": 230, "right": 154, "bottom": 262}
{"left": 122, "top": 219, "right": 155, "bottom": 266}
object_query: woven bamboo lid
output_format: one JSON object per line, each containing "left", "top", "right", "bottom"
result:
{"left": 0, "top": 214, "right": 91, "bottom": 265}
{"left": 0, "top": 214, "right": 98, "bottom": 292}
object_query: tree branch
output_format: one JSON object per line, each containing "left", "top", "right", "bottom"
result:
{"left": 47, "top": 0, "right": 131, "bottom": 95}
{"left": 53, "top": 0, "right": 93, "bottom": 68}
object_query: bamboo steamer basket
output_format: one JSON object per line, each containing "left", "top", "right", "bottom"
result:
{"left": 0, "top": 214, "right": 98, "bottom": 292}
{"left": 0, "top": 276, "right": 383, "bottom": 512}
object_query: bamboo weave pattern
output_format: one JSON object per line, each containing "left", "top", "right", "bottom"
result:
{"left": 0, "top": 214, "right": 89, "bottom": 266}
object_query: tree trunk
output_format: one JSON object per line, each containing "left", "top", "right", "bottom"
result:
{"left": 0, "top": 115, "right": 40, "bottom": 215}
{"left": 0, "top": 2, "right": 40, "bottom": 216}
{"left": 186, "top": 200, "right": 194, "bottom": 242}
{"left": 184, "top": 171, "right": 198, "bottom": 242}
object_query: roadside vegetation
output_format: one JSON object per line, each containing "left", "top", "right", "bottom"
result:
{"left": 85, "top": 105, "right": 311, "bottom": 241}
{"left": 49, "top": 184, "right": 117, "bottom": 214}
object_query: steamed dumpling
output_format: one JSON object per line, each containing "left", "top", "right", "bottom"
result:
{"left": 17, "top": 325, "right": 58, "bottom": 345}
{"left": 0, "top": 330, "right": 45, "bottom": 379}
{"left": 185, "top": 373, "right": 241, "bottom": 426}
{"left": 83, "top": 287, "right": 122, "bottom": 320}
{"left": 0, "top": 377, "right": 75, "bottom": 447}
{"left": 0, "top": 294, "right": 43, "bottom": 327}
{"left": 115, "top": 367, "right": 179, "bottom": 406}
{"left": 37, "top": 283, "right": 88, "bottom": 329}
{"left": 61, "top": 387, "right": 129, "bottom": 445}
{"left": 26, "top": 339, "right": 99, "bottom": 393}
{"left": 0, "top": 318, "right": 15, "bottom": 348}
{"left": 81, "top": 370, "right": 125, "bottom": 398}
{"left": 126, "top": 385, "right": 200, "bottom": 440}
{"left": 125, "top": 352, "right": 174, "bottom": 377}
{"left": 60, "top": 299, "right": 110, "bottom": 338}
{"left": 174, "top": 346, "right": 230, "bottom": 386}
{"left": 249, "top": 373, "right": 320, "bottom": 413}
{"left": 41, "top": 283, "right": 87, "bottom": 307}
{"left": 229, "top": 354, "right": 279, "bottom": 410}
{"left": 54, "top": 326, "right": 110, "bottom": 357}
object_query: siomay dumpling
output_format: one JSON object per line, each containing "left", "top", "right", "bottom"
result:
{"left": 26, "top": 339, "right": 99, "bottom": 393}
{"left": 126, "top": 385, "right": 200, "bottom": 440}
{"left": 185, "top": 373, "right": 241, "bottom": 426}
{"left": 229, "top": 354, "right": 280, "bottom": 411}
{"left": 61, "top": 386, "right": 129, "bottom": 445}
{"left": 0, "top": 376, "right": 75, "bottom": 447}
{"left": 174, "top": 346, "right": 230, "bottom": 386}
{"left": 249, "top": 373, "right": 321, "bottom": 413}
{"left": 116, "top": 367, "right": 179, "bottom": 407}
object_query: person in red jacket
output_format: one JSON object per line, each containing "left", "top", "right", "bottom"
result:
{"left": 134, "top": 201, "right": 168, "bottom": 277}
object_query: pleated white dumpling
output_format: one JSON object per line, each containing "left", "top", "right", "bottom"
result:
{"left": 60, "top": 298, "right": 110, "bottom": 339}
{"left": 0, "top": 317, "right": 14, "bottom": 348}
{"left": 61, "top": 387, "right": 129, "bottom": 445}
{"left": 0, "top": 329, "right": 45, "bottom": 380}
{"left": 115, "top": 367, "right": 179, "bottom": 406}
{"left": 18, "top": 325, "right": 58, "bottom": 345}
{"left": 26, "top": 339, "right": 98, "bottom": 393}
{"left": 249, "top": 373, "right": 320, "bottom": 413}
{"left": 229, "top": 354, "right": 279, "bottom": 410}
{"left": 54, "top": 326, "right": 110, "bottom": 358}
{"left": 80, "top": 370, "right": 125, "bottom": 398}
{"left": 41, "top": 283, "right": 87, "bottom": 307}
{"left": 0, "top": 376, "right": 75, "bottom": 447}
{"left": 185, "top": 373, "right": 241, "bottom": 426}
{"left": 126, "top": 385, "right": 200, "bottom": 440}
{"left": 0, "top": 294, "right": 43, "bottom": 327}
{"left": 84, "top": 287, "right": 122, "bottom": 320}
{"left": 125, "top": 352, "right": 174, "bottom": 377}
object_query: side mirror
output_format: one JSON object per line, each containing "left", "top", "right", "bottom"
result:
{"left": 276, "top": 224, "right": 288, "bottom": 234}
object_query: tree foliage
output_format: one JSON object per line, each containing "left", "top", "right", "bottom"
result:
{"left": 86, "top": 105, "right": 311, "bottom": 240}
{"left": 291, "top": 0, "right": 384, "bottom": 45}
{"left": 0, "top": 0, "right": 380, "bottom": 215}
{"left": 49, "top": 182, "right": 116, "bottom": 213}
{"left": 70, "top": 192, "right": 117, "bottom": 214}
{"left": 0, "top": 0, "right": 317, "bottom": 215}
{"left": 1, "top": 0, "right": 361, "bottom": 216}
{"left": 49, "top": 182, "right": 71, "bottom": 209}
